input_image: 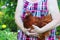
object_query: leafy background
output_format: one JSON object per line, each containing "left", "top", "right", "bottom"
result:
{"left": 0, "top": 0, "right": 17, "bottom": 40}
{"left": 0, "top": 0, "right": 60, "bottom": 40}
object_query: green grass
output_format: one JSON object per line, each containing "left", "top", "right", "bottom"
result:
{"left": 0, "top": 29, "right": 17, "bottom": 40}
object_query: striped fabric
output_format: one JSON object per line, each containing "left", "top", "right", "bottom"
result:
{"left": 18, "top": 0, "right": 56, "bottom": 40}
{"left": 21, "top": 0, "right": 48, "bottom": 19}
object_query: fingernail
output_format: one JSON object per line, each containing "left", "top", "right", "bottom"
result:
{"left": 31, "top": 30, "right": 34, "bottom": 33}
{"left": 32, "top": 25, "right": 34, "bottom": 26}
{"left": 28, "top": 28, "right": 31, "bottom": 30}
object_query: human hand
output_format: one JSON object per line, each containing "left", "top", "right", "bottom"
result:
{"left": 24, "top": 28, "right": 38, "bottom": 37}
{"left": 32, "top": 25, "right": 42, "bottom": 34}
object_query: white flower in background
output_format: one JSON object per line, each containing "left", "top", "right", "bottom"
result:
{"left": 1, "top": 5, "right": 6, "bottom": 9}
{"left": 7, "top": 3, "right": 9, "bottom": 6}
{"left": 11, "top": 3, "right": 13, "bottom": 6}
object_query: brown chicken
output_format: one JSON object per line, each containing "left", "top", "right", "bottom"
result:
{"left": 23, "top": 11, "right": 52, "bottom": 40}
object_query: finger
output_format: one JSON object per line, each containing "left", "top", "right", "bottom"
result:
{"left": 27, "top": 28, "right": 31, "bottom": 31}
{"left": 31, "top": 30, "right": 36, "bottom": 33}
{"left": 33, "top": 33, "right": 39, "bottom": 37}
{"left": 26, "top": 31, "right": 36, "bottom": 35}
{"left": 32, "top": 25, "right": 39, "bottom": 29}
{"left": 29, "top": 33, "right": 38, "bottom": 37}
{"left": 29, "top": 33, "right": 37, "bottom": 35}
{"left": 30, "top": 30, "right": 39, "bottom": 37}
{"left": 32, "top": 25, "right": 40, "bottom": 30}
{"left": 25, "top": 28, "right": 31, "bottom": 31}
{"left": 26, "top": 31, "right": 38, "bottom": 37}
{"left": 32, "top": 34, "right": 38, "bottom": 37}
{"left": 32, "top": 28, "right": 40, "bottom": 33}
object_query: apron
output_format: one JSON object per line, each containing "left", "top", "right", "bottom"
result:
{"left": 17, "top": 0, "right": 56, "bottom": 40}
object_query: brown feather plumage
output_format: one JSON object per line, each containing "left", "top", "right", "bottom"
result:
{"left": 23, "top": 11, "right": 52, "bottom": 40}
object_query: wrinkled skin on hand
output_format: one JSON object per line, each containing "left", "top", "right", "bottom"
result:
{"left": 23, "top": 11, "right": 52, "bottom": 40}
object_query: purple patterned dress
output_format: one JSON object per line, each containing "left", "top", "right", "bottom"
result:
{"left": 17, "top": 0, "right": 56, "bottom": 40}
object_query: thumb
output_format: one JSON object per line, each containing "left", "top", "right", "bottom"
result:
{"left": 32, "top": 25, "right": 40, "bottom": 30}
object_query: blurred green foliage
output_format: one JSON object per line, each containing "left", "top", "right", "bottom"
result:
{"left": 0, "top": 0, "right": 17, "bottom": 40}
{"left": 58, "top": 0, "right": 60, "bottom": 9}
{"left": 0, "top": 29, "right": 17, "bottom": 40}
{"left": 56, "top": 0, "right": 60, "bottom": 35}
{"left": 0, "top": 0, "right": 17, "bottom": 32}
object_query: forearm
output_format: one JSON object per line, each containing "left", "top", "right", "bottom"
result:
{"left": 40, "top": 0, "right": 60, "bottom": 33}
{"left": 40, "top": 19, "right": 60, "bottom": 33}
{"left": 42, "top": 0, "right": 60, "bottom": 32}
{"left": 15, "top": 15, "right": 25, "bottom": 32}
{"left": 15, "top": 0, "right": 25, "bottom": 31}
{"left": 15, "top": 10, "right": 26, "bottom": 32}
